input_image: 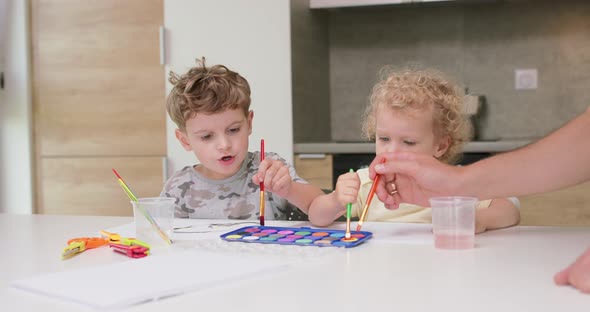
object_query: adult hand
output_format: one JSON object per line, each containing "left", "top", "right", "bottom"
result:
{"left": 554, "top": 246, "right": 590, "bottom": 293}
{"left": 368, "top": 152, "right": 465, "bottom": 209}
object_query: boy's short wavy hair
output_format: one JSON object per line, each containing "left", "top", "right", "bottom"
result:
{"left": 362, "top": 67, "right": 472, "bottom": 164}
{"left": 166, "top": 57, "right": 251, "bottom": 131}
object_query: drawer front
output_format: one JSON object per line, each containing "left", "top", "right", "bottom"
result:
{"left": 294, "top": 154, "right": 333, "bottom": 190}
{"left": 519, "top": 181, "right": 590, "bottom": 226}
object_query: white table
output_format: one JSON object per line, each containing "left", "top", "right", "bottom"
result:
{"left": 1, "top": 213, "right": 589, "bottom": 311}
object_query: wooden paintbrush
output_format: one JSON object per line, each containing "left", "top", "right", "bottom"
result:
{"left": 259, "top": 139, "right": 265, "bottom": 226}
{"left": 356, "top": 159, "right": 385, "bottom": 231}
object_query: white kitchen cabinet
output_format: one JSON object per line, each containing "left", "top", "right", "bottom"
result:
{"left": 163, "top": 0, "right": 293, "bottom": 177}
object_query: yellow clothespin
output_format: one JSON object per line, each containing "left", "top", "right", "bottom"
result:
{"left": 120, "top": 237, "right": 151, "bottom": 254}
{"left": 61, "top": 237, "right": 108, "bottom": 260}
{"left": 100, "top": 230, "right": 122, "bottom": 244}
{"left": 61, "top": 241, "right": 86, "bottom": 259}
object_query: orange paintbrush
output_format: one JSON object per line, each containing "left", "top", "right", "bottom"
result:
{"left": 356, "top": 159, "right": 385, "bottom": 231}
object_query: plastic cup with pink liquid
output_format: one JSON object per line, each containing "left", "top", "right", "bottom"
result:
{"left": 430, "top": 196, "right": 477, "bottom": 249}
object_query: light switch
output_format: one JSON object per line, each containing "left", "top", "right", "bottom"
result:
{"left": 515, "top": 69, "right": 538, "bottom": 90}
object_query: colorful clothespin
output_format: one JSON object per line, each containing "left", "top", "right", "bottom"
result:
{"left": 109, "top": 242, "right": 149, "bottom": 258}
{"left": 120, "top": 237, "right": 151, "bottom": 254}
{"left": 62, "top": 241, "right": 86, "bottom": 259}
{"left": 100, "top": 230, "right": 122, "bottom": 244}
{"left": 62, "top": 237, "right": 108, "bottom": 260}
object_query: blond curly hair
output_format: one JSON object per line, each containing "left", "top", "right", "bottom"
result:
{"left": 362, "top": 67, "right": 472, "bottom": 164}
{"left": 166, "top": 57, "right": 251, "bottom": 131}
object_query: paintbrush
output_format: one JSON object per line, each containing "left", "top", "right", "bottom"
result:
{"left": 345, "top": 169, "right": 354, "bottom": 239}
{"left": 356, "top": 159, "right": 385, "bottom": 231}
{"left": 112, "top": 168, "right": 173, "bottom": 245}
{"left": 259, "top": 139, "right": 265, "bottom": 226}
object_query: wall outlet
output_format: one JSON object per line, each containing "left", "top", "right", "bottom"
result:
{"left": 515, "top": 68, "right": 538, "bottom": 90}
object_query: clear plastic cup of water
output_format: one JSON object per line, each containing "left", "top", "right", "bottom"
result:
{"left": 132, "top": 197, "right": 175, "bottom": 248}
{"left": 430, "top": 196, "right": 477, "bottom": 249}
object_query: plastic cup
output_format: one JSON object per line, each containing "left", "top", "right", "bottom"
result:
{"left": 132, "top": 197, "right": 175, "bottom": 247}
{"left": 430, "top": 196, "right": 477, "bottom": 249}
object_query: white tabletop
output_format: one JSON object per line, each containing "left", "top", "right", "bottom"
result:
{"left": 1, "top": 213, "right": 589, "bottom": 311}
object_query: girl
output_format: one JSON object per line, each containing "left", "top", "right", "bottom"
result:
{"left": 308, "top": 68, "right": 520, "bottom": 233}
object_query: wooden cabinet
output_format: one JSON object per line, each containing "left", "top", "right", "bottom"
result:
{"left": 294, "top": 150, "right": 590, "bottom": 227}
{"left": 40, "top": 157, "right": 164, "bottom": 216}
{"left": 31, "top": 0, "right": 166, "bottom": 215}
{"left": 310, "top": 0, "right": 453, "bottom": 9}
{"left": 294, "top": 154, "right": 333, "bottom": 190}
{"left": 519, "top": 181, "right": 590, "bottom": 226}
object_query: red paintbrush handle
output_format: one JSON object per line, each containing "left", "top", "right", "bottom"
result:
{"left": 260, "top": 139, "right": 265, "bottom": 191}
{"left": 112, "top": 168, "right": 123, "bottom": 180}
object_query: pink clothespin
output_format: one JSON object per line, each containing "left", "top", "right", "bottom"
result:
{"left": 109, "top": 242, "right": 149, "bottom": 258}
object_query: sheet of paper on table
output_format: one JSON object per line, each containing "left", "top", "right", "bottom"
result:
{"left": 12, "top": 249, "right": 287, "bottom": 310}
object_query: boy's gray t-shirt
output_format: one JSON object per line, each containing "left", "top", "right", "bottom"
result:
{"left": 160, "top": 151, "right": 307, "bottom": 220}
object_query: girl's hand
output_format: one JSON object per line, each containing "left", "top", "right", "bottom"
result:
{"left": 333, "top": 171, "right": 360, "bottom": 209}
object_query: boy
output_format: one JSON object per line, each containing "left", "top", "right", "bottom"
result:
{"left": 161, "top": 58, "right": 324, "bottom": 220}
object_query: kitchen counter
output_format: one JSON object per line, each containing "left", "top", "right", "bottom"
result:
{"left": 294, "top": 140, "right": 534, "bottom": 154}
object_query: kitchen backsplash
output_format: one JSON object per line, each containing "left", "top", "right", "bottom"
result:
{"left": 292, "top": 0, "right": 590, "bottom": 142}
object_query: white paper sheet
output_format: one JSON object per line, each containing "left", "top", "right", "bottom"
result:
{"left": 12, "top": 250, "right": 287, "bottom": 309}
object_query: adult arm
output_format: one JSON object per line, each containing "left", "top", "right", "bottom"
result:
{"left": 462, "top": 105, "right": 590, "bottom": 199}
{"left": 369, "top": 106, "right": 590, "bottom": 207}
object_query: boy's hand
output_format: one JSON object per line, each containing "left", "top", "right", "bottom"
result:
{"left": 253, "top": 159, "right": 293, "bottom": 198}
{"left": 333, "top": 171, "right": 360, "bottom": 209}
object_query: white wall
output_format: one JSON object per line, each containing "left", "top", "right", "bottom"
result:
{"left": 0, "top": 0, "right": 294, "bottom": 212}
{"left": 0, "top": 0, "right": 34, "bottom": 214}
{"left": 163, "top": 0, "right": 293, "bottom": 177}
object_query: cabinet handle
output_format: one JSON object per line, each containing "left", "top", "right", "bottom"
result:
{"left": 298, "top": 154, "right": 327, "bottom": 159}
{"left": 162, "top": 156, "right": 168, "bottom": 182}
{"left": 159, "top": 26, "right": 166, "bottom": 65}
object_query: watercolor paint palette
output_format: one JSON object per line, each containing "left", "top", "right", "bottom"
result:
{"left": 220, "top": 226, "right": 372, "bottom": 248}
